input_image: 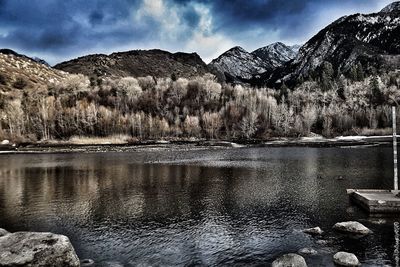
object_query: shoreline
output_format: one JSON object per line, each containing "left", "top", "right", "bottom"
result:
{"left": 0, "top": 135, "right": 395, "bottom": 154}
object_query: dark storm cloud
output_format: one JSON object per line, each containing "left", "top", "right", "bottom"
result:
{"left": 0, "top": 0, "right": 392, "bottom": 64}
{"left": 0, "top": 0, "right": 138, "bottom": 50}
{"left": 182, "top": 8, "right": 201, "bottom": 28}
{"left": 89, "top": 11, "right": 105, "bottom": 25}
{"left": 203, "top": 0, "right": 387, "bottom": 38}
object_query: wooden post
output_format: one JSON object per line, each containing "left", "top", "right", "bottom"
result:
{"left": 395, "top": 222, "right": 399, "bottom": 267}
{"left": 394, "top": 106, "right": 398, "bottom": 192}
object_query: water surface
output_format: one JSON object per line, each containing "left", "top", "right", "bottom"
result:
{"left": 0, "top": 147, "right": 398, "bottom": 266}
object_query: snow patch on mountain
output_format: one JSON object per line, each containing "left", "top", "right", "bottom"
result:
{"left": 252, "top": 42, "right": 298, "bottom": 67}
{"left": 289, "top": 44, "right": 302, "bottom": 53}
{"left": 208, "top": 46, "right": 270, "bottom": 80}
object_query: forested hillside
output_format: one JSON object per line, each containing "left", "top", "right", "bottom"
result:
{"left": 1, "top": 65, "right": 399, "bottom": 142}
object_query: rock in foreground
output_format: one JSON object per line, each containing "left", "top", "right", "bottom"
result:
{"left": 298, "top": 247, "right": 318, "bottom": 256}
{"left": 272, "top": 253, "right": 308, "bottom": 267}
{"left": 0, "top": 231, "right": 80, "bottom": 267}
{"left": 333, "top": 252, "right": 360, "bottom": 266}
{"left": 303, "top": 227, "right": 323, "bottom": 235}
{"left": 0, "top": 140, "right": 10, "bottom": 145}
{"left": 0, "top": 228, "right": 9, "bottom": 237}
{"left": 333, "top": 221, "right": 371, "bottom": 235}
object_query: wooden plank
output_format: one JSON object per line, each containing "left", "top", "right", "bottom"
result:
{"left": 348, "top": 189, "right": 400, "bottom": 213}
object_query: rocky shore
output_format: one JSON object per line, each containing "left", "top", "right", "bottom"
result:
{"left": 0, "top": 220, "right": 371, "bottom": 266}
{"left": 0, "top": 229, "right": 80, "bottom": 266}
{"left": 0, "top": 135, "right": 394, "bottom": 154}
{"left": 271, "top": 221, "right": 371, "bottom": 266}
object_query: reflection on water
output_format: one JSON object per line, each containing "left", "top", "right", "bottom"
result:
{"left": 0, "top": 147, "right": 398, "bottom": 266}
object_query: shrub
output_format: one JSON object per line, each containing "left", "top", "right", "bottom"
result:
{"left": 13, "top": 77, "right": 28, "bottom": 89}
{"left": 0, "top": 73, "right": 6, "bottom": 85}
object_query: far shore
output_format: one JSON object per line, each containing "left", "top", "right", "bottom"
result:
{"left": 0, "top": 135, "right": 396, "bottom": 154}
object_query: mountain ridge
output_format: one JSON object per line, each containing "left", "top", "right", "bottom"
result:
{"left": 0, "top": 49, "right": 50, "bottom": 67}
{"left": 208, "top": 42, "right": 300, "bottom": 83}
{"left": 254, "top": 1, "right": 400, "bottom": 87}
{"left": 2, "top": 1, "right": 400, "bottom": 88}
{"left": 54, "top": 49, "right": 209, "bottom": 79}
{"left": 252, "top": 42, "right": 298, "bottom": 67}
{"left": 0, "top": 50, "right": 68, "bottom": 92}
{"left": 207, "top": 46, "right": 272, "bottom": 82}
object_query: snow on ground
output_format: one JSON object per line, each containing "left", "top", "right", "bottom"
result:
{"left": 336, "top": 136, "right": 368, "bottom": 141}
{"left": 336, "top": 135, "right": 399, "bottom": 140}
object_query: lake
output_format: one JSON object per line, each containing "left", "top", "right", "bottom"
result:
{"left": 0, "top": 146, "right": 399, "bottom": 266}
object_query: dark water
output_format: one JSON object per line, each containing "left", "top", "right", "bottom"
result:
{"left": 0, "top": 146, "right": 399, "bottom": 266}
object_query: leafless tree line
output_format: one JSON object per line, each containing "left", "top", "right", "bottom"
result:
{"left": 0, "top": 71, "right": 399, "bottom": 142}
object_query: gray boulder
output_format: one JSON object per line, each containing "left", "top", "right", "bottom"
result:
{"left": 298, "top": 247, "right": 317, "bottom": 256}
{"left": 0, "top": 228, "right": 9, "bottom": 237}
{"left": 1, "top": 140, "right": 10, "bottom": 145}
{"left": 333, "top": 221, "right": 371, "bottom": 235}
{"left": 333, "top": 252, "right": 360, "bottom": 266}
{"left": 0, "top": 231, "right": 80, "bottom": 266}
{"left": 272, "top": 253, "right": 308, "bottom": 267}
{"left": 303, "top": 227, "right": 323, "bottom": 235}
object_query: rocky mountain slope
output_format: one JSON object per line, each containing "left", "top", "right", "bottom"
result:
{"left": 208, "top": 43, "right": 299, "bottom": 83}
{"left": 208, "top": 46, "right": 272, "bottom": 82}
{"left": 252, "top": 42, "right": 298, "bottom": 68}
{"left": 263, "top": 1, "right": 400, "bottom": 86}
{"left": 289, "top": 45, "right": 302, "bottom": 54}
{"left": 0, "top": 49, "right": 50, "bottom": 66}
{"left": 0, "top": 50, "right": 68, "bottom": 92}
{"left": 54, "top": 49, "right": 209, "bottom": 79}
{"left": 381, "top": 1, "right": 400, "bottom": 12}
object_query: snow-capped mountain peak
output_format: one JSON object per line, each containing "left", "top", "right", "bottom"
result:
{"left": 261, "top": 2, "right": 400, "bottom": 87}
{"left": 251, "top": 42, "right": 299, "bottom": 67}
{"left": 208, "top": 42, "right": 302, "bottom": 83}
{"left": 225, "top": 46, "right": 248, "bottom": 54}
{"left": 208, "top": 46, "right": 271, "bottom": 82}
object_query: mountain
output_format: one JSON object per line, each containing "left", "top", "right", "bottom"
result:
{"left": 208, "top": 46, "right": 274, "bottom": 83}
{"left": 208, "top": 43, "right": 300, "bottom": 83}
{"left": 0, "top": 50, "right": 67, "bottom": 92}
{"left": 0, "top": 49, "right": 50, "bottom": 67}
{"left": 264, "top": 1, "right": 400, "bottom": 86}
{"left": 32, "top": 57, "right": 50, "bottom": 67}
{"left": 289, "top": 45, "right": 302, "bottom": 54}
{"left": 54, "top": 49, "right": 209, "bottom": 79}
{"left": 252, "top": 42, "right": 298, "bottom": 68}
{"left": 381, "top": 1, "right": 400, "bottom": 12}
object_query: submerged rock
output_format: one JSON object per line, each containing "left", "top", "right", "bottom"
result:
{"left": 0, "top": 228, "right": 9, "bottom": 237}
{"left": 104, "top": 261, "right": 124, "bottom": 267}
{"left": 0, "top": 231, "right": 80, "bottom": 266}
{"left": 333, "top": 252, "right": 360, "bottom": 266}
{"left": 316, "top": 239, "right": 328, "bottom": 246}
{"left": 366, "top": 218, "right": 387, "bottom": 225}
{"left": 298, "top": 247, "right": 318, "bottom": 256}
{"left": 333, "top": 221, "right": 371, "bottom": 235}
{"left": 81, "top": 258, "right": 95, "bottom": 266}
{"left": 303, "top": 227, "right": 323, "bottom": 235}
{"left": 272, "top": 253, "right": 308, "bottom": 267}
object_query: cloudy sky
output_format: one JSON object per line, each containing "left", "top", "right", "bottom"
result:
{"left": 0, "top": 0, "right": 394, "bottom": 65}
